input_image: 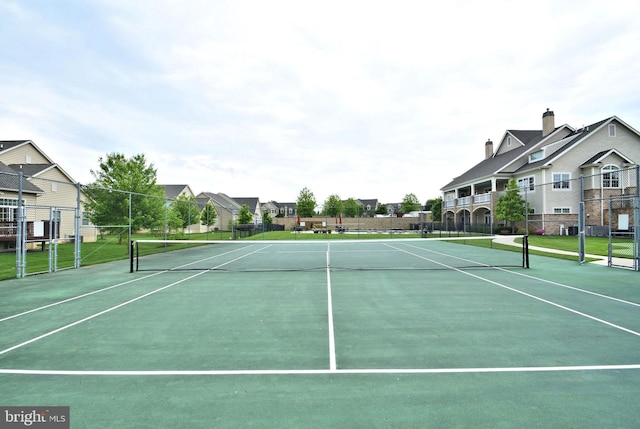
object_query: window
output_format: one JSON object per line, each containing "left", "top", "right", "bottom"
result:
{"left": 602, "top": 165, "right": 620, "bottom": 188}
{"left": 609, "top": 124, "right": 616, "bottom": 137}
{"left": 552, "top": 173, "right": 570, "bottom": 190}
{"left": 553, "top": 208, "right": 571, "bottom": 214}
{"left": 0, "top": 198, "right": 19, "bottom": 222}
{"left": 529, "top": 150, "right": 544, "bottom": 163}
{"left": 517, "top": 176, "right": 535, "bottom": 192}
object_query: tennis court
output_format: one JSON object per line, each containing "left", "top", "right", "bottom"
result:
{"left": 1, "top": 237, "right": 639, "bottom": 428}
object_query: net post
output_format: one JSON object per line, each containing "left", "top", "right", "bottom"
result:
{"left": 130, "top": 240, "right": 134, "bottom": 273}
{"left": 523, "top": 235, "right": 530, "bottom": 268}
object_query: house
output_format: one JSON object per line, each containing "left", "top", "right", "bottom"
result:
{"left": 232, "top": 197, "right": 262, "bottom": 224}
{"left": 0, "top": 140, "right": 95, "bottom": 247}
{"left": 194, "top": 193, "right": 260, "bottom": 229}
{"left": 195, "top": 192, "right": 237, "bottom": 231}
{"left": 162, "top": 184, "right": 195, "bottom": 201}
{"left": 161, "top": 184, "right": 203, "bottom": 232}
{"left": 357, "top": 199, "right": 379, "bottom": 217}
{"left": 441, "top": 110, "right": 640, "bottom": 235}
{"left": 261, "top": 201, "right": 298, "bottom": 219}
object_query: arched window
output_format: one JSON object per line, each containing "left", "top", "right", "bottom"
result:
{"left": 602, "top": 165, "right": 620, "bottom": 188}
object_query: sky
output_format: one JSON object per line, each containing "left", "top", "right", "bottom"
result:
{"left": 1, "top": 0, "right": 640, "bottom": 206}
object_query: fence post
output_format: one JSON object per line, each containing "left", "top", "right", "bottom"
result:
{"left": 16, "top": 171, "right": 24, "bottom": 278}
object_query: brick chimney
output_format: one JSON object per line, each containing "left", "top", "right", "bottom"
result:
{"left": 542, "top": 108, "right": 555, "bottom": 137}
{"left": 485, "top": 139, "right": 493, "bottom": 159}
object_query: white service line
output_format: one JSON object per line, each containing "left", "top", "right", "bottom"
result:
{"left": 2, "top": 364, "right": 640, "bottom": 376}
{"left": 0, "top": 271, "right": 167, "bottom": 323}
{"left": 0, "top": 246, "right": 269, "bottom": 357}
{"left": 326, "top": 243, "right": 337, "bottom": 371}
{"left": 0, "top": 271, "right": 209, "bottom": 357}
{"left": 404, "top": 242, "right": 640, "bottom": 308}
{"left": 388, "top": 244, "right": 640, "bottom": 338}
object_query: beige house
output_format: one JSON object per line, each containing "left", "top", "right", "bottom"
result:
{"left": 0, "top": 140, "right": 95, "bottom": 248}
{"left": 162, "top": 184, "right": 205, "bottom": 233}
{"left": 441, "top": 110, "right": 640, "bottom": 235}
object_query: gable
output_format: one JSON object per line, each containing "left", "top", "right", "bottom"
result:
{"left": 0, "top": 140, "right": 54, "bottom": 165}
{"left": 163, "top": 184, "right": 193, "bottom": 200}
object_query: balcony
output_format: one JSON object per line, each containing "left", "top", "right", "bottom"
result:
{"left": 442, "top": 192, "right": 495, "bottom": 211}
{"left": 0, "top": 221, "right": 60, "bottom": 242}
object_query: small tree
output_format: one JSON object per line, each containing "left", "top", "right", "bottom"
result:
{"left": 425, "top": 197, "right": 443, "bottom": 222}
{"left": 323, "top": 194, "right": 343, "bottom": 217}
{"left": 400, "top": 193, "right": 421, "bottom": 214}
{"left": 296, "top": 187, "right": 317, "bottom": 217}
{"left": 375, "top": 204, "right": 388, "bottom": 215}
{"left": 495, "top": 179, "right": 527, "bottom": 233}
{"left": 237, "top": 204, "right": 253, "bottom": 225}
{"left": 201, "top": 201, "right": 218, "bottom": 232}
{"left": 83, "top": 152, "right": 165, "bottom": 244}
{"left": 343, "top": 198, "right": 362, "bottom": 217}
{"left": 171, "top": 194, "right": 201, "bottom": 232}
{"left": 262, "top": 211, "right": 273, "bottom": 225}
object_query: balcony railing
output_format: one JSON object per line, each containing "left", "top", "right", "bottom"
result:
{"left": 0, "top": 221, "right": 60, "bottom": 241}
{"left": 442, "top": 193, "right": 494, "bottom": 210}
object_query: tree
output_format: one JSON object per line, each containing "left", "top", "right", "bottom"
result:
{"left": 400, "top": 193, "right": 421, "bottom": 214}
{"left": 237, "top": 204, "right": 253, "bottom": 224}
{"left": 262, "top": 211, "right": 273, "bottom": 225}
{"left": 83, "top": 153, "right": 165, "bottom": 243}
{"left": 495, "top": 179, "right": 527, "bottom": 233}
{"left": 201, "top": 201, "right": 218, "bottom": 232}
{"left": 375, "top": 204, "right": 388, "bottom": 215}
{"left": 170, "top": 194, "right": 201, "bottom": 231}
{"left": 343, "top": 198, "right": 363, "bottom": 217}
{"left": 323, "top": 194, "right": 343, "bottom": 217}
{"left": 425, "top": 197, "right": 443, "bottom": 222}
{"left": 296, "top": 187, "right": 317, "bottom": 217}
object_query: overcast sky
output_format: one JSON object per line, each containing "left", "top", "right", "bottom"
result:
{"left": 2, "top": 0, "right": 639, "bottom": 206}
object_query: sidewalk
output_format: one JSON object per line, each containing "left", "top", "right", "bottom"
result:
{"left": 491, "top": 235, "right": 636, "bottom": 269}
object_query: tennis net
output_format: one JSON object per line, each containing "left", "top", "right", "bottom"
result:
{"left": 130, "top": 236, "right": 529, "bottom": 273}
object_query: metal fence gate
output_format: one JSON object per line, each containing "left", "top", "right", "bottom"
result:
{"left": 607, "top": 195, "right": 639, "bottom": 270}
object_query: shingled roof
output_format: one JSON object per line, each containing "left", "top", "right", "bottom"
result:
{"left": 0, "top": 162, "right": 44, "bottom": 194}
{"left": 442, "top": 116, "right": 620, "bottom": 190}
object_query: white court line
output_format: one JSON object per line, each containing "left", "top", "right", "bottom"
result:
{"left": 0, "top": 246, "right": 270, "bottom": 357}
{"left": 404, "top": 242, "right": 640, "bottom": 308}
{"left": 388, "top": 244, "right": 640, "bottom": 338}
{"left": 1, "top": 244, "right": 260, "bottom": 324}
{"left": 326, "top": 243, "right": 337, "bottom": 371}
{"left": 1, "top": 364, "right": 639, "bottom": 376}
{"left": 0, "top": 271, "right": 167, "bottom": 323}
{"left": 0, "top": 271, "right": 209, "bottom": 357}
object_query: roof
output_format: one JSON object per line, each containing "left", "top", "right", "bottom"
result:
{"left": 441, "top": 116, "right": 622, "bottom": 190}
{"left": 0, "top": 162, "right": 44, "bottom": 194}
{"left": 8, "top": 163, "right": 53, "bottom": 177}
{"left": 233, "top": 197, "right": 260, "bottom": 212}
{"left": 162, "top": 184, "right": 191, "bottom": 200}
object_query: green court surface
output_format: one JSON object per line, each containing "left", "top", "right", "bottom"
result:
{"left": 1, "top": 238, "right": 639, "bottom": 428}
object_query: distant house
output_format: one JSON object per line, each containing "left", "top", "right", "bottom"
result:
{"left": 441, "top": 110, "right": 640, "bottom": 234}
{"left": 161, "top": 184, "right": 202, "bottom": 232}
{"left": 196, "top": 192, "right": 237, "bottom": 231}
{"left": 357, "top": 199, "right": 379, "bottom": 217}
{"left": 261, "top": 201, "right": 297, "bottom": 218}
{"left": 232, "top": 197, "right": 262, "bottom": 224}
{"left": 195, "top": 192, "right": 262, "bottom": 229}
{"left": 162, "top": 184, "right": 195, "bottom": 201}
{"left": 0, "top": 140, "right": 95, "bottom": 247}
